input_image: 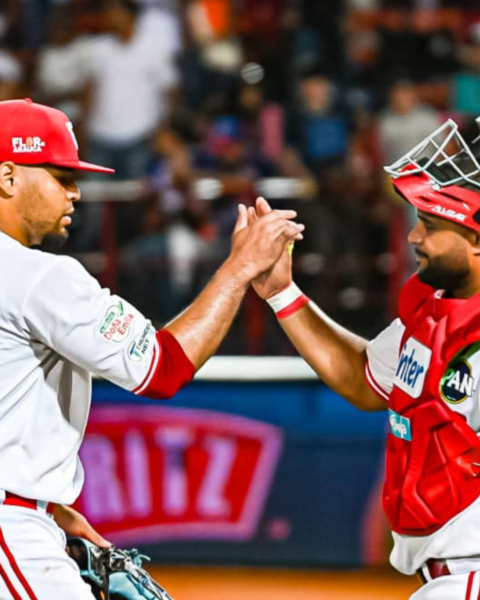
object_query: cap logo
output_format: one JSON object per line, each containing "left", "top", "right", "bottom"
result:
{"left": 65, "top": 121, "right": 78, "bottom": 150}
{"left": 12, "top": 136, "right": 45, "bottom": 153}
{"left": 431, "top": 205, "right": 467, "bottom": 222}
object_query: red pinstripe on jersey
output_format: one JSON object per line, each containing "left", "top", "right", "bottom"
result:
{"left": 0, "top": 560, "right": 23, "bottom": 600}
{"left": 466, "top": 572, "right": 475, "bottom": 599}
{"left": 0, "top": 525, "right": 38, "bottom": 600}
{"left": 364, "top": 361, "right": 389, "bottom": 402}
{"left": 134, "top": 330, "right": 195, "bottom": 399}
{"left": 133, "top": 337, "right": 160, "bottom": 395}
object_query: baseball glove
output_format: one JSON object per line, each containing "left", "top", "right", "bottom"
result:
{"left": 67, "top": 537, "right": 175, "bottom": 600}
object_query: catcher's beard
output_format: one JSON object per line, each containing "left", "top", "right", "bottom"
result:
{"left": 417, "top": 252, "right": 470, "bottom": 292}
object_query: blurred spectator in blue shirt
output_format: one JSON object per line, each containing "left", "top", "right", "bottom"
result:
{"left": 287, "top": 70, "right": 349, "bottom": 173}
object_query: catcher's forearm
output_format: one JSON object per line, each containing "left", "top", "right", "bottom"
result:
{"left": 278, "top": 302, "right": 387, "bottom": 411}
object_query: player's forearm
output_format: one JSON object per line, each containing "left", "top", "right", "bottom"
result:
{"left": 53, "top": 504, "right": 111, "bottom": 548}
{"left": 165, "top": 260, "right": 248, "bottom": 370}
{"left": 278, "top": 303, "right": 387, "bottom": 411}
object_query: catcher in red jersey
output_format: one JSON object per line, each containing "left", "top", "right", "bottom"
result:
{"left": 0, "top": 98, "right": 304, "bottom": 600}
{"left": 251, "top": 119, "right": 480, "bottom": 600}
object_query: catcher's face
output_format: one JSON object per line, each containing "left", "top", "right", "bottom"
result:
{"left": 407, "top": 210, "right": 480, "bottom": 295}
{"left": 17, "top": 165, "right": 80, "bottom": 246}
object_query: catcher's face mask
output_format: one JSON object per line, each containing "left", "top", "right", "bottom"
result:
{"left": 385, "top": 118, "right": 480, "bottom": 231}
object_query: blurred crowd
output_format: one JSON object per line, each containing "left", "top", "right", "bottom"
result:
{"left": 3, "top": 0, "right": 480, "bottom": 352}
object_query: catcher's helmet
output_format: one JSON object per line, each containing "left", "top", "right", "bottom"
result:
{"left": 385, "top": 118, "right": 480, "bottom": 232}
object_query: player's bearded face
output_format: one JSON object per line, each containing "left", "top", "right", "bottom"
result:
{"left": 20, "top": 166, "right": 78, "bottom": 246}
{"left": 409, "top": 212, "right": 476, "bottom": 293}
{"left": 415, "top": 246, "right": 471, "bottom": 291}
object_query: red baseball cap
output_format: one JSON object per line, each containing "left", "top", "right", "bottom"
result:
{"left": 0, "top": 98, "right": 114, "bottom": 174}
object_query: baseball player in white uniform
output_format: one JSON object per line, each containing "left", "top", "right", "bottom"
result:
{"left": 251, "top": 117, "right": 480, "bottom": 599}
{"left": 0, "top": 98, "right": 304, "bottom": 599}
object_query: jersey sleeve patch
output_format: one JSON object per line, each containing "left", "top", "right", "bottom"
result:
{"left": 22, "top": 256, "right": 165, "bottom": 392}
{"left": 98, "top": 299, "right": 136, "bottom": 343}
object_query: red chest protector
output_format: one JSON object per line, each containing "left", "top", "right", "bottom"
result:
{"left": 383, "top": 275, "right": 480, "bottom": 536}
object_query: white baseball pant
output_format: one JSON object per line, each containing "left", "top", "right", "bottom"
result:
{"left": 0, "top": 504, "right": 95, "bottom": 599}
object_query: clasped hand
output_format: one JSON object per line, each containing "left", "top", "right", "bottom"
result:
{"left": 230, "top": 196, "right": 299, "bottom": 299}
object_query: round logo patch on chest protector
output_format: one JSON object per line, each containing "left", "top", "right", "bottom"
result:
{"left": 441, "top": 348, "right": 476, "bottom": 404}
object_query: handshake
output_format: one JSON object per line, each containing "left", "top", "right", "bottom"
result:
{"left": 226, "top": 196, "right": 305, "bottom": 301}
{"left": 165, "top": 194, "right": 307, "bottom": 371}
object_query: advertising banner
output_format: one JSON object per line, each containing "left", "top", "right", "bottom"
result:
{"left": 78, "top": 359, "right": 389, "bottom": 566}
{"left": 77, "top": 406, "right": 283, "bottom": 546}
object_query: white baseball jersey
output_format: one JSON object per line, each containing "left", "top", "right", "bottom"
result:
{"left": 367, "top": 319, "right": 480, "bottom": 575}
{"left": 411, "top": 571, "right": 480, "bottom": 600}
{"left": 0, "top": 231, "right": 160, "bottom": 505}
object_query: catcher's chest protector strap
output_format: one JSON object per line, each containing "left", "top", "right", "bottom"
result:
{"left": 384, "top": 277, "right": 480, "bottom": 536}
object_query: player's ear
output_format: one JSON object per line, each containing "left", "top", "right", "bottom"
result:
{"left": 471, "top": 231, "right": 480, "bottom": 256}
{"left": 0, "top": 162, "right": 18, "bottom": 198}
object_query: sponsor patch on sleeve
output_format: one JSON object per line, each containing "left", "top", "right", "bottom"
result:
{"left": 99, "top": 299, "right": 135, "bottom": 343}
{"left": 128, "top": 324, "right": 155, "bottom": 361}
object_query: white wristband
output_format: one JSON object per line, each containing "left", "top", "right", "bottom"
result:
{"left": 266, "top": 283, "right": 309, "bottom": 319}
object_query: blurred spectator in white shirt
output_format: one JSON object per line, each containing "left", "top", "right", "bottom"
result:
{"left": 378, "top": 79, "right": 441, "bottom": 165}
{"left": 83, "top": 0, "right": 180, "bottom": 179}
{"left": 378, "top": 79, "right": 442, "bottom": 280}
{"left": 0, "top": 1, "right": 23, "bottom": 100}
{"left": 0, "top": 49, "right": 23, "bottom": 100}
{"left": 136, "top": 1, "right": 182, "bottom": 57}
{"left": 35, "top": 7, "right": 92, "bottom": 122}
{"left": 75, "top": 0, "right": 181, "bottom": 250}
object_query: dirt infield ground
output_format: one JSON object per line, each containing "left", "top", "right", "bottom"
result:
{"left": 149, "top": 565, "right": 421, "bottom": 600}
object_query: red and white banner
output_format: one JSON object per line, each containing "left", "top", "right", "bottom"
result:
{"left": 76, "top": 405, "right": 283, "bottom": 545}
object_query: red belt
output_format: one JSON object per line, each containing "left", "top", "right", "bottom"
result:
{"left": 417, "top": 558, "right": 451, "bottom": 584}
{"left": 3, "top": 492, "right": 55, "bottom": 515}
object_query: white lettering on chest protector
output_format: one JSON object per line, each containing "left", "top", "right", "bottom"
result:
{"left": 393, "top": 337, "right": 432, "bottom": 398}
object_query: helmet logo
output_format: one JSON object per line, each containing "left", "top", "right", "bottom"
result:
{"left": 431, "top": 205, "right": 467, "bottom": 222}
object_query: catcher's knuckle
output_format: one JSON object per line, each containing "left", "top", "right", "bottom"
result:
{"left": 67, "top": 537, "right": 174, "bottom": 600}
